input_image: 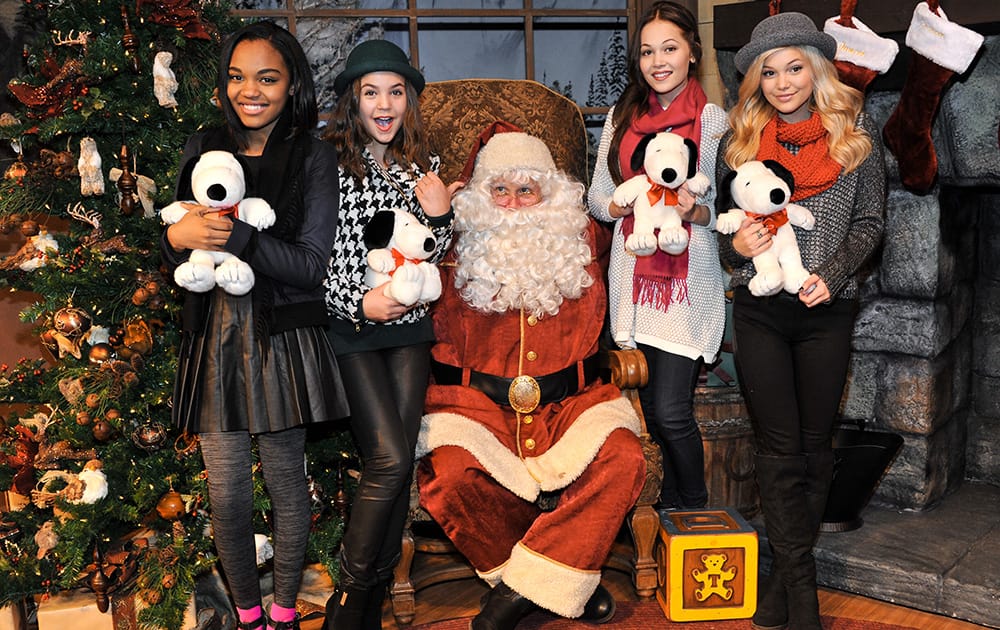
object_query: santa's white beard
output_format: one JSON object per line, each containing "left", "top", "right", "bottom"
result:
{"left": 452, "top": 193, "right": 594, "bottom": 318}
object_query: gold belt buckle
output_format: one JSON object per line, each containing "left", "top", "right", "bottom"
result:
{"left": 508, "top": 375, "right": 541, "bottom": 414}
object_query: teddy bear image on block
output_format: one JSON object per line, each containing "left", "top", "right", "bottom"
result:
{"left": 160, "top": 150, "right": 275, "bottom": 296}
{"left": 613, "top": 131, "right": 711, "bottom": 256}
{"left": 716, "top": 160, "right": 815, "bottom": 297}
{"left": 363, "top": 208, "right": 442, "bottom": 307}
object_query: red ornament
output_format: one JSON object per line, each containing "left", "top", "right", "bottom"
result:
{"left": 137, "top": 0, "right": 214, "bottom": 40}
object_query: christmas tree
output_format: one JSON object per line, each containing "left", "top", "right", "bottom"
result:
{"left": 0, "top": 2, "right": 354, "bottom": 627}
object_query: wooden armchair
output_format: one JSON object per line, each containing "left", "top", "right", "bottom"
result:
{"left": 388, "top": 79, "right": 663, "bottom": 626}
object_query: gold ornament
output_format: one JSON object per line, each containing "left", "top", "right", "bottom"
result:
{"left": 156, "top": 490, "right": 185, "bottom": 521}
{"left": 92, "top": 419, "right": 114, "bottom": 442}
{"left": 53, "top": 306, "right": 92, "bottom": 337}
{"left": 88, "top": 342, "right": 113, "bottom": 364}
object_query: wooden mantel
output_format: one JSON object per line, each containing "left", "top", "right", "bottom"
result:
{"left": 714, "top": 0, "right": 1000, "bottom": 51}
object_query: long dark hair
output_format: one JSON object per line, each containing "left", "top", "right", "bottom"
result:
{"left": 215, "top": 21, "right": 318, "bottom": 149}
{"left": 608, "top": 1, "right": 702, "bottom": 184}
{"left": 325, "top": 77, "right": 430, "bottom": 183}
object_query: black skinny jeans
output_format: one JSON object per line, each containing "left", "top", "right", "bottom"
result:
{"left": 637, "top": 344, "right": 707, "bottom": 509}
{"left": 336, "top": 342, "right": 431, "bottom": 587}
{"left": 731, "top": 287, "right": 858, "bottom": 456}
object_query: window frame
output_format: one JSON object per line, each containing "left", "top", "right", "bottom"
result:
{"left": 231, "top": 0, "right": 641, "bottom": 117}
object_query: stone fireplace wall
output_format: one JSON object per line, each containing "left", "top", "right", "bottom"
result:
{"left": 716, "top": 34, "right": 1000, "bottom": 512}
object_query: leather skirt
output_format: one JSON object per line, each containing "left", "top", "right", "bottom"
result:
{"left": 172, "top": 289, "right": 349, "bottom": 434}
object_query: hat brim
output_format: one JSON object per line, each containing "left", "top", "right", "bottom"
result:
{"left": 735, "top": 31, "right": 837, "bottom": 75}
{"left": 334, "top": 60, "right": 425, "bottom": 96}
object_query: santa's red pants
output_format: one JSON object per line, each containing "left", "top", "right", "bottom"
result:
{"left": 417, "top": 428, "right": 646, "bottom": 617}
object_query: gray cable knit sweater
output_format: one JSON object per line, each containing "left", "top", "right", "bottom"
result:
{"left": 716, "top": 113, "right": 886, "bottom": 300}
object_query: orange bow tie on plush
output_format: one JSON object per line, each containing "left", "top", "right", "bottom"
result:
{"left": 746, "top": 209, "right": 789, "bottom": 235}
{"left": 389, "top": 248, "right": 423, "bottom": 275}
{"left": 646, "top": 177, "right": 679, "bottom": 206}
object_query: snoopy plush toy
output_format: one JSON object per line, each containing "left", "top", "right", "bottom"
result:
{"left": 612, "top": 131, "right": 711, "bottom": 256}
{"left": 363, "top": 208, "right": 442, "bottom": 307}
{"left": 160, "top": 151, "right": 275, "bottom": 296}
{"left": 715, "top": 159, "right": 816, "bottom": 296}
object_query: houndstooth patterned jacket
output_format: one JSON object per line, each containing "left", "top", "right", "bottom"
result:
{"left": 324, "top": 149, "right": 453, "bottom": 331}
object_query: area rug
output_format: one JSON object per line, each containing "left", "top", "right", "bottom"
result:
{"left": 407, "top": 601, "right": 918, "bottom": 630}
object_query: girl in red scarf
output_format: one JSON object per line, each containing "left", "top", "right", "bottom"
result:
{"left": 588, "top": 1, "right": 727, "bottom": 518}
{"left": 718, "top": 12, "right": 885, "bottom": 630}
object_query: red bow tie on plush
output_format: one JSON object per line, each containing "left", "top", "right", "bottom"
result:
{"left": 746, "top": 209, "right": 789, "bottom": 235}
{"left": 390, "top": 248, "right": 423, "bottom": 275}
{"left": 646, "top": 177, "right": 679, "bottom": 207}
{"left": 216, "top": 203, "right": 240, "bottom": 219}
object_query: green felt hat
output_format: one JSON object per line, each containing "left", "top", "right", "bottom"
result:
{"left": 334, "top": 39, "right": 425, "bottom": 96}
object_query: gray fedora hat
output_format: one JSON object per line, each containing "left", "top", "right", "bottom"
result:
{"left": 334, "top": 39, "right": 425, "bottom": 96}
{"left": 735, "top": 12, "right": 837, "bottom": 74}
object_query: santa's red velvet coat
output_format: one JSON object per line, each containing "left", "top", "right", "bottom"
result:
{"left": 416, "top": 221, "right": 647, "bottom": 618}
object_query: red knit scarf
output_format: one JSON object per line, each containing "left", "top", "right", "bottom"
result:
{"left": 756, "top": 113, "right": 842, "bottom": 201}
{"left": 619, "top": 79, "right": 707, "bottom": 310}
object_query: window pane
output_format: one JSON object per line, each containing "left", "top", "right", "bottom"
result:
{"left": 416, "top": 0, "right": 524, "bottom": 8}
{"left": 297, "top": 18, "right": 361, "bottom": 113}
{"left": 533, "top": 0, "right": 625, "bottom": 9}
{"left": 295, "top": 0, "right": 393, "bottom": 8}
{"left": 417, "top": 18, "right": 526, "bottom": 82}
{"left": 233, "top": 0, "right": 286, "bottom": 9}
{"left": 534, "top": 17, "right": 627, "bottom": 110}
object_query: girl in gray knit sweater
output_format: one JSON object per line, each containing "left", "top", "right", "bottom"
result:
{"left": 716, "top": 11, "right": 885, "bottom": 630}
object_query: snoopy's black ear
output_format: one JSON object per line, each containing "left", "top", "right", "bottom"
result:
{"left": 174, "top": 154, "right": 202, "bottom": 201}
{"left": 683, "top": 137, "right": 699, "bottom": 179}
{"left": 363, "top": 210, "right": 396, "bottom": 249}
{"left": 718, "top": 169, "right": 738, "bottom": 212}
{"left": 762, "top": 159, "right": 795, "bottom": 196}
{"left": 630, "top": 133, "right": 657, "bottom": 174}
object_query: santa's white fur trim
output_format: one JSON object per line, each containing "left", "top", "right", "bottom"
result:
{"left": 478, "top": 561, "right": 507, "bottom": 587}
{"left": 503, "top": 543, "right": 602, "bottom": 618}
{"left": 824, "top": 15, "right": 898, "bottom": 73}
{"left": 416, "top": 396, "right": 641, "bottom": 501}
{"left": 905, "top": 2, "right": 983, "bottom": 74}
{"left": 475, "top": 132, "right": 556, "bottom": 176}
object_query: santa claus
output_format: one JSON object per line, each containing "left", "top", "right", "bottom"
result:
{"left": 415, "top": 126, "right": 647, "bottom": 629}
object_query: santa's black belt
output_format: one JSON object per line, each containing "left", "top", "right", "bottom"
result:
{"left": 431, "top": 355, "right": 599, "bottom": 412}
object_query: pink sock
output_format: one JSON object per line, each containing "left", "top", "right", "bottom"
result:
{"left": 269, "top": 603, "right": 296, "bottom": 624}
{"left": 237, "top": 605, "right": 263, "bottom": 624}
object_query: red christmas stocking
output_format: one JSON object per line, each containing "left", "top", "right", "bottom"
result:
{"left": 823, "top": 0, "right": 897, "bottom": 93}
{"left": 882, "top": 1, "right": 983, "bottom": 193}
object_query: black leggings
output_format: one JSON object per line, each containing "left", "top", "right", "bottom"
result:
{"left": 200, "top": 427, "right": 309, "bottom": 611}
{"left": 731, "top": 287, "right": 858, "bottom": 455}
{"left": 337, "top": 342, "right": 431, "bottom": 587}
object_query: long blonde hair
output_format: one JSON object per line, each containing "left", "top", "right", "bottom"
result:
{"left": 725, "top": 46, "right": 871, "bottom": 174}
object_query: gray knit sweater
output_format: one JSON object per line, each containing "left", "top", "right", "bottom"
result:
{"left": 716, "top": 113, "right": 886, "bottom": 300}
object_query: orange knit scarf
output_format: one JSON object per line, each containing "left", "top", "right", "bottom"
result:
{"left": 756, "top": 113, "right": 841, "bottom": 201}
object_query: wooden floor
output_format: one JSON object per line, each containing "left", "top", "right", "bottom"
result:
{"left": 300, "top": 568, "right": 989, "bottom": 629}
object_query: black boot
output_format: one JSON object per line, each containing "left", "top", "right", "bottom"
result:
{"left": 578, "top": 584, "right": 616, "bottom": 624}
{"left": 750, "top": 571, "right": 786, "bottom": 630}
{"left": 266, "top": 613, "right": 301, "bottom": 630}
{"left": 471, "top": 583, "right": 538, "bottom": 630}
{"left": 752, "top": 453, "right": 823, "bottom": 630}
{"left": 360, "top": 580, "right": 388, "bottom": 630}
{"left": 322, "top": 581, "right": 369, "bottom": 630}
